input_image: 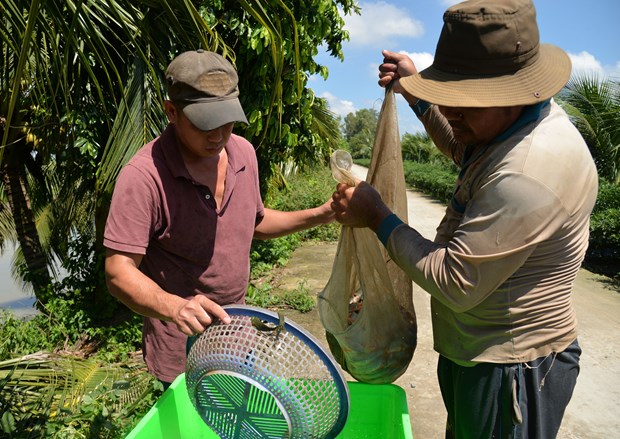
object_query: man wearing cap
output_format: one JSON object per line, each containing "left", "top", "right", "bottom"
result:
{"left": 103, "top": 50, "right": 334, "bottom": 387}
{"left": 331, "top": 0, "right": 598, "bottom": 437}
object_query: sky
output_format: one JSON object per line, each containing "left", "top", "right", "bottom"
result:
{"left": 309, "top": 0, "right": 620, "bottom": 135}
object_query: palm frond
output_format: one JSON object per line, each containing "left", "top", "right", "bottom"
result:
{"left": 0, "top": 351, "right": 155, "bottom": 436}
{"left": 558, "top": 74, "right": 620, "bottom": 184}
{"left": 96, "top": 56, "right": 166, "bottom": 197}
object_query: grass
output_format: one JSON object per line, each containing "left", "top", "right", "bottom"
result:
{"left": 247, "top": 279, "right": 316, "bottom": 314}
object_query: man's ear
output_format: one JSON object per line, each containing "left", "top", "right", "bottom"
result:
{"left": 164, "top": 100, "right": 177, "bottom": 123}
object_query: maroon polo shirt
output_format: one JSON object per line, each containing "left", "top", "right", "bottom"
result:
{"left": 104, "top": 124, "right": 264, "bottom": 382}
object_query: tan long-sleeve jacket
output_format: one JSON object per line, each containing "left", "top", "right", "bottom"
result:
{"left": 387, "top": 100, "right": 598, "bottom": 364}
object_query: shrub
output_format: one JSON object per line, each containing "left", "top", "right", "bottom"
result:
{"left": 402, "top": 161, "right": 457, "bottom": 204}
{"left": 250, "top": 165, "right": 342, "bottom": 278}
{"left": 593, "top": 180, "right": 620, "bottom": 213}
{"left": 0, "top": 310, "right": 56, "bottom": 360}
{"left": 586, "top": 181, "right": 620, "bottom": 279}
{"left": 265, "top": 165, "right": 341, "bottom": 241}
{"left": 250, "top": 235, "right": 301, "bottom": 278}
{"left": 590, "top": 208, "right": 620, "bottom": 248}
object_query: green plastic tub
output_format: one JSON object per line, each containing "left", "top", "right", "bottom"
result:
{"left": 126, "top": 373, "right": 413, "bottom": 439}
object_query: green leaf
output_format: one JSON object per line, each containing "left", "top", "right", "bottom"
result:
{"left": 1, "top": 411, "right": 16, "bottom": 433}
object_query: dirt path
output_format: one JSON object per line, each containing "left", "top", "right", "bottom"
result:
{"left": 276, "top": 164, "right": 620, "bottom": 438}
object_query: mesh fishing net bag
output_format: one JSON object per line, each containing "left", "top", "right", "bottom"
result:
{"left": 318, "top": 88, "right": 417, "bottom": 384}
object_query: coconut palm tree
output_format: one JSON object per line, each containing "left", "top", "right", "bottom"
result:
{"left": 558, "top": 74, "right": 620, "bottom": 184}
{"left": 1, "top": 0, "right": 230, "bottom": 306}
{"left": 0, "top": 0, "right": 355, "bottom": 307}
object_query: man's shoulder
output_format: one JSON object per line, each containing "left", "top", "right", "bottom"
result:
{"left": 124, "top": 132, "right": 175, "bottom": 173}
{"left": 127, "top": 137, "right": 160, "bottom": 165}
{"left": 531, "top": 101, "right": 590, "bottom": 155}
{"left": 227, "top": 133, "right": 259, "bottom": 169}
{"left": 229, "top": 133, "right": 255, "bottom": 152}
{"left": 115, "top": 137, "right": 171, "bottom": 189}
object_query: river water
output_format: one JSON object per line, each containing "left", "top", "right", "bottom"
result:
{"left": 0, "top": 248, "right": 37, "bottom": 318}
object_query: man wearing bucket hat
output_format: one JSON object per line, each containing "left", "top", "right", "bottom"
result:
{"left": 104, "top": 50, "right": 335, "bottom": 388}
{"left": 331, "top": 0, "right": 598, "bottom": 437}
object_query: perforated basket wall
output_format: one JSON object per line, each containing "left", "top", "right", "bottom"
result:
{"left": 185, "top": 305, "right": 349, "bottom": 439}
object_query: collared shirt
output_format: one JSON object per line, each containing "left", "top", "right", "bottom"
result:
{"left": 382, "top": 100, "right": 598, "bottom": 364}
{"left": 104, "top": 124, "right": 264, "bottom": 381}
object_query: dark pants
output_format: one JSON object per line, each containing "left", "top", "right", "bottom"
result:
{"left": 438, "top": 339, "right": 581, "bottom": 439}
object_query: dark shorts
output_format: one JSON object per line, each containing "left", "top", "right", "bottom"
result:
{"left": 438, "top": 339, "right": 581, "bottom": 439}
{"left": 159, "top": 380, "right": 172, "bottom": 392}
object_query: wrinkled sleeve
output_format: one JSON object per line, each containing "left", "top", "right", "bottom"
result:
{"left": 419, "top": 104, "right": 467, "bottom": 166}
{"left": 386, "top": 172, "right": 569, "bottom": 312}
{"left": 103, "top": 165, "right": 160, "bottom": 255}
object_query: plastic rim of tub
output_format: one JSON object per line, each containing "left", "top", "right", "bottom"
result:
{"left": 185, "top": 305, "right": 350, "bottom": 439}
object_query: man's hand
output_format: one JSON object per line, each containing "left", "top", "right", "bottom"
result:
{"left": 173, "top": 295, "right": 231, "bottom": 336}
{"left": 379, "top": 50, "right": 420, "bottom": 105}
{"left": 315, "top": 198, "right": 337, "bottom": 225}
{"left": 105, "top": 249, "right": 231, "bottom": 337}
{"left": 331, "top": 181, "right": 393, "bottom": 231}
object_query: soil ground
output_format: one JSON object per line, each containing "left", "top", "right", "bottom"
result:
{"left": 272, "top": 164, "right": 620, "bottom": 439}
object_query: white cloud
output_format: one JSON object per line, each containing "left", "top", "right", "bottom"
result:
{"left": 400, "top": 51, "right": 434, "bottom": 72}
{"left": 345, "top": 2, "right": 424, "bottom": 47}
{"left": 610, "top": 61, "right": 620, "bottom": 79}
{"left": 569, "top": 51, "right": 620, "bottom": 80}
{"left": 366, "top": 51, "right": 434, "bottom": 84}
{"left": 439, "top": 0, "right": 462, "bottom": 8}
{"left": 569, "top": 51, "right": 604, "bottom": 77}
{"left": 320, "top": 91, "right": 357, "bottom": 117}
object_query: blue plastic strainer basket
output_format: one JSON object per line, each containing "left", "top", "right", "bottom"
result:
{"left": 185, "top": 305, "right": 350, "bottom": 439}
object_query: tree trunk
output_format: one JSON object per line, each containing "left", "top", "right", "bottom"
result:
{"left": 1, "top": 156, "right": 51, "bottom": 309}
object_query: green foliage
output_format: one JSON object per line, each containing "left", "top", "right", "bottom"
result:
{"left": 1, "top": 0, "right": 213, "bottom": 302}
{"left": 1, "top": 0, "right": 356, "bottom": 309}
{"left": 43, "top": 372, "right": 161, "bottom": 439}
{"left": 0, "top": 237, "right": 142, "bottom": 363}
{"left": 0, "top": 240, "right": 149, "bottom": 434}
{"left": 282, "top": 280, "right": 316, "bottom": 313}
{"left": 246, "top": 280, "right": 315, "bottom": 313}
{"left": 402, "top": 161, "right": 457, "bottom": 204}
{"left": 248, "top": 165, "right": 340, "bottom": 309}
{"left": 592, "top": 179, "right": 620, "bottom": 213}
{"left": 401, "top": 132, "right": 455, "bottom": 168}
{"left": 590, "top": 208, "right": 620, "bottom": 248}
{"left": 0, "top": 353, "right": 161, "bottom": 438}
{"left": 250, "top": 165, "right": 340, "bottom": 278}
{"left": 265, "top": 165, "right": 341, "bottom": 241}
{"left": 201, "top": 0, "right": 358, "bottom": 193}
{"left": 586, "top": 181, "right": 620, "bottom": 280}
{"left": 558, "top": 75, "right": 620, "bottom": 184}
{"left": 250, "top": 235, "right": 301, "bottom": 279}
{"left": 246, "top": 283, "right": 282, "bottom": 309}
{"left": 0, "top": 311, "right": 56, "bottom": 360}
{"left": 0, "top": 297, "right": 142, "bottom": 365}
{"left": 342, "top": 108, "right": 379, "bottom": 159}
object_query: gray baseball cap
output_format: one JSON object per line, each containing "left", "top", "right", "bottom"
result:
{"left": 165, "top": 49, "right": 248, "bottom": 131}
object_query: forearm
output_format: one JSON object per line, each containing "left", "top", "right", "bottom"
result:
{"left": 419, "top": 105, "right": 467, "bottom": 165}
{"left": 385, "top": 221, "right": 536, "bottom": 313}
{"left": 105, "top": 258, "right": 186, "bottom": 321}
{"left": 254, "top": 204, "right": 334, "bottom": 240}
